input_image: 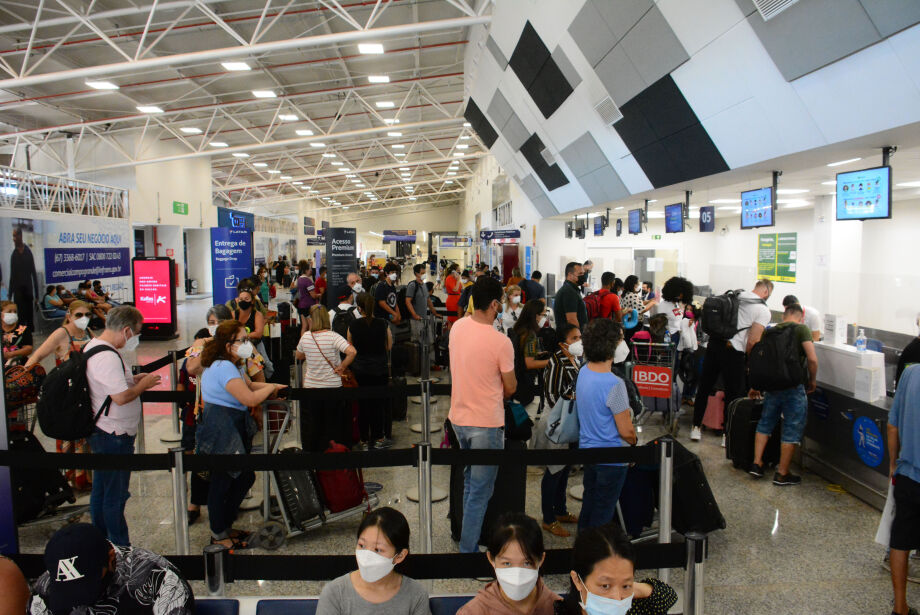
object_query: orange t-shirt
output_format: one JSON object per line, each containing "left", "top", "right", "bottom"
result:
{"left": 448, "top": 317, "right": 515, "bottom": 428}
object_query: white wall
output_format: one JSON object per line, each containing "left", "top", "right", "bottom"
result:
{"left": 184, "top": 228, "right": 212, "bottom": 295}
{"left": 335, "top": 206, "right": 461, "bottom": 259}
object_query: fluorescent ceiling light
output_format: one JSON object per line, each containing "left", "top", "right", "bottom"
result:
{"left": 209, "top": 141, "right": 228, "bottom": 147}
{"left": 295, "top": 129, "right": 314, "bottom": 136}
{"left": 394, "top": 153, "right": 406, "bottom": 157}
{"left": 460, "top": 135, "right": 470, "bottom": 140}
{"left": 331, "top": 161, "right": 344, "bottom": 166}
{"left": 648, "top": 199, "right": 658, "bottom": 203}
{"left": 355, "top": 183, "right": 365, "bottom": 187}
{"left": 221, "top": 61, "right": 251, "bottom": 71}
{"left": 376, "top": 101, "right": 395, "bottom": 109}
{"left": 136, "top": 105, "right": 163, "bottom": 113}
{"left": 280, "top": 175, "right": 292, "bottom": 179}
{"left": 86, "top": 80, "right": 118, "bottom": 90}
{"left": 310, "top": 142, "right": 325, "bottom": 147}
{"left": 278, "top": 114, "right": 298, "bottom": 121}
{"left": 346, "top": 174, "right": 357, "bottom": 178}
{"left": 384, "top": 118, "right": 400, "bottom": 125}
{"left": 252, "top": 90, "right": 277, "bottom": 98}
{"left": 368, "top": 75, "right": 390, "bottom": 83}
{"left": 447, "top": 172, "right": 456, "bottom": 176}
{"left": 343, "top": 206, "right": 350, "bottom": 209}
{"left": 463, "top": 122, "right": 471, "bottom": 127}
{"left": 456, "top": 144, "right": 469, "bottom": 149}
{"left": 309, "top": 189, "right": 319, "bottom": 193}
{"left": 401, "top": 173, "right": 411, "bottom": 177}
{"left": 399, "top": 167, "right": 410, "bottom": 171}
{"left": 445, "top": 180, "right": 453, "bottom": 184}
{"left": 821, "top": 180, "right": 837, "bottom": 186}
{"left": 896, "top": 181, "right": 920, "bottom": 188}
{"left": 453, "top": 152, "right": 464, "bottom": 157}
{"left": 180, "top": 127, "right": 202, "bottom": 134}
{"left": 232, "top": 152, "right": 250, "bottom": 158}
{"left": 387, "top": 131, "right": 402, "bottom": 137}
{"left": 322, "top": 153, "right": 336, "bottom": 158}
{"left": 709, "top": 198, "right": 740, "bottom": 204}
{"left": 359, "top": 43, "right": 385, "bottom": 54}
{"left": 351, "top": 179, "right": 363, "bottom": 184}
{"left": 392, "top": 144, "right": 405, "bottom": 149}
{"left": 827, "top": 157, "right": 861, "bottom": 167}
{"left": 776, "top": 188, "right": 809, "bottom": 194}
{"left": 253, "top": 162, "right": 267, "bottom": 167}
{"left": 267, "top": 169, "right": 281, "bottom": 174}
{"left": 614, "top": 206, "right": 624, "bottom": 210}
{"left": 409, "top": 197, "right": 417, "bottom": 201}
{"left": 292, "top": 181, "right": 303, "bottom": 185}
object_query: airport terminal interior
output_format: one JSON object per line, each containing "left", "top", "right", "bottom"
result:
{"left": 1, "top": 0, "right": 920, "bottom": 613}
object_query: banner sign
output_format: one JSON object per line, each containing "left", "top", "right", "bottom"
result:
{"left": 524, "top": 246, "right": 533, "bottom": 278}
{"left": 480, "top": 229, "right": 520, "bottom": 240}
{"left": 210, "top": 227, "right": 253, "bottom": 305}
{"left": 44, "top": 247, "right": 130, "bottom": 284}
{"left": 304, "top": 216, "right": 316, "bottom": 236}
{"left": 306, "top": 237, "right": 326, "bottom": 246}
{"left": 383, "top": 230, "right": 416, "bottom": 242}
{"left": 699, "top": 206, "right": 715, "bottom": 232}
{"left": 326, "top": 228, "right": 356, "bottom": 306}
{"left": 439, "top": 235, "right": 472, "bottom": 248}
{"left": 217, "top": 206, "right": 254, "bottom": 230}
{"left": 632, "top": 365, "right": 672, "bottom": 398}
{"left": 173, "top": 201, "right": 188, "bottom": 215}
{"left": 757, "top": 232, "right": 797, "bottom": 282}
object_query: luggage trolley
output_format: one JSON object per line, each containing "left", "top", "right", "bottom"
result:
{"left": 254, "top": 400, "right": 379, "bottom": 549}
{"left": 630, "top": 342, "right": 682, "bottom": 435}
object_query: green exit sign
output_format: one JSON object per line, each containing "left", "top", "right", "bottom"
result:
{"left": 653, "top": 234, "right": 662, "bottom": 240}
{"left": 173, "top": 200, "right": 188, "bottom": 215}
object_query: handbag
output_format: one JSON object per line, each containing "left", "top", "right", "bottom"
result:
{"left": 5, "top": 364, "right": 46, "bottom": 409}
{"left": 544, "top": 387, "right": 579, "bottom": 445}
{"left": 312, "top": 332, "right": 358, "bottom": 388}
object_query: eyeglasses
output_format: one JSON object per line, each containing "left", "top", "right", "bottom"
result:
{"left": 72, "top": 312, "right": 91, "bottom": 318}
{"left": 232, "top": 337, "right": 250, "bottom": 345}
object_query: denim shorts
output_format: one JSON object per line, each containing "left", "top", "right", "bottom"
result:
{"left": 756, "top": 385, "right": 807, "bottom": 444}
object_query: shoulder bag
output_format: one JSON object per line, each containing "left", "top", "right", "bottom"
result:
{"left": 312, "top": 331, "right": 358, "bottom": 388}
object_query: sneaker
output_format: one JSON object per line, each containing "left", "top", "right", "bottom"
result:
{"left": 355, "top": 442, "right": 370, "bottom": 452}
{"left": 690, "top": 426, "right": 702, "bottom": 441}
{"left": 541, "top": 521, "right": 571, "bottom": 537}
{"left": 749, "top": 463, "right": 764, "bottom": 478}
{"left": 890, "top": 609, "right": 920, "bottom": 615}
{"left": 375, "top": 438, "right": 394, "bottom": 449}
{"left": 721, "top": 434, "right": 726, "bottom": 448}
{"left": 773, "top": 472, "right": 802, "bottom": 486}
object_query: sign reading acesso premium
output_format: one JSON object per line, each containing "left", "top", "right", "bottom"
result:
{"left": 325, "top": 227, "right": 356, "bottom": 307}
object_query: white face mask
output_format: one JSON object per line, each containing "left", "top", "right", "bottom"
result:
{"left": 74, "top": 316, "right": 91, "bottom": 331}
{"left": 2, "top": 312, "right": 18, "bottom": 325}
{"left": 123, "top": 330, "right": 140, "bottom": 352}
{"left": 355, "top": 549, "right": 395, "bottom": 583}
{"left": 614, "top": 339, "right": 630, "bottom": 364}
{"left": 207, "top": 324, "right": 218, "bottom": 336}
{"left": 495, "top": 567, "right": 539, "bottom": 602}
{"left": 538, "top": 316, "right": 547, "bottom": 329}
{"left": 581, "top": 590, "right": 633, "bottom": 615}
{"left": 235, "top": 340, "right": 254, "bottom": 360}
{"left": 567, "top": 340, "right": 584, "bottom": 357}
{"left": 461, "top": 278, "right": 469, "bottom": 284}
{"left": 511, "top": 295, "right": 522, "bottom": 305}
{"left": 352, "top": 283, "right": 363, "bottom": 294}
{"left": 388, "top": 273, "right": 397, "bottom": 282}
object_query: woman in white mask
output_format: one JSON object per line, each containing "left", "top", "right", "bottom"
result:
{"left": 317, "top": 506, "right": 429, "bottom": 615}
{"left": 559, "top": 523, "right": 676, "bottom": 615}
{"left": 458, "top": 513, "right": 558, "bottom": 615}
{"left": 499, "top": 285, "right": 523, "bottom": 333}
{"left": 197, "top": 321, "right": 286, "bottom": 550}
{"left": 509, "top": 300, "right": 552, "bottom": 407}
{"left": 0, "top": 301, "right": 32, "bottom": 367}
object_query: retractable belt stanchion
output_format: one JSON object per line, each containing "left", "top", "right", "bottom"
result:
{"left": 262, "top": 407, "right": 272, "bottom": 522}
{"left": 409, "top": 315, "right": 446, "bottom": 509}
{"left": 132, "top": 365, "right": 146, "bottom": 454}
{"left": 658, "top": 438, "right": 674, "bottom": 583}
{"left": 160, "top": 350, "right": 183, "bottom": 443}
{"left": 203, "top": 544, "right": 229, "bottom": 596}
{"left": 170, "top": 447, "right": 190, "bottom": 555}
{"left": 410, "top": 316, "right": 439, "bottom": 433}
{"left": 683, "top": 532, "right": 707, "bottom": 615}
{"left": 294, "top": 360, "right": 304, "bottom": 448}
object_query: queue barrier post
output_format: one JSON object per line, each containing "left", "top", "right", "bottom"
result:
{"left": 203, "top": 544, "right": 230, "bottom": 596}
{"left": 132, "top": 365, "right": 146, "bottom": 455}
{"left": 170, "top": 447, "right": 191, "bottom": 556}
{"left": 417, "top": 440, "right": 433, "bottom": 554}
{"left": 683, "top": 532, "right": 706, "bottom": 615}
{"left": 658, "top": 438, "right": 674, "bottom": 583}
{"left": 160, "top": 350, "right": 182, "bottom": 443}
{"left": 294, "top": 360, "right": 304, "bottom": 449}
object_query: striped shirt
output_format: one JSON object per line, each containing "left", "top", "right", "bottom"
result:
{"left": 297, "top": 330, "right": 350, "bottom": 388}
{"left": 543, "top": 349, "right": 580, "bottom": 408}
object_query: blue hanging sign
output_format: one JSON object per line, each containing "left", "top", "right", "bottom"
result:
{"left": 210, "top": 227, "right": 252, "bottom": 305}
{"left": 524, "top": 246, "right": 533, "bottom": 278}
{"left": 217, "top": 206, "right": 254, "bottom": 230}
{"left": 699, "top": 206, "right": 715, "bottom": 232}
{"left": 853, "top": 416, "right": 883, "bottom": 467}
{"left": 479, "top": 229, "right": 521, "bottom": 240}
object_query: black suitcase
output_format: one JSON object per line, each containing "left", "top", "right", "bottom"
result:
{"left": 9, "top": 431, "right": 75, "bottom": 523}
{"left": 390, "top": 375, "right": 408, "bottom": 421}
{"left": 447, "top": 423, "right": 526, "bottom": 546}
{"left": 618, "top": 463, "right": 657, "bottom": 538}
{"left": 277, "top": 302, "right": 292, "bottom": 326}
{"left": 396, "top": 341, "right": 420, "bottom": 377}
{"left": 725, "top": 398, "right": 781, "bottom": 470}
{"left": 668, "top": 438, "right": 726, "bottom": 534}
{"left": 274, "top": 447, "right": 325, "bottom": 530}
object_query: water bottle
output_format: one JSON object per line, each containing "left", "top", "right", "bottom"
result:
{"left": 664, "top": 331, "right": 671, "bottom": 346}
{"left": 855, "top": 328, "right": 867, "bottom": 353}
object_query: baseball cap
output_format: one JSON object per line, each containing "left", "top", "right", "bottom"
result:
{"left": 44, "top": 524, "right": 111, "bottom": 612}
{"left": 335, "top": 285, "right": 352, "bottom": 302}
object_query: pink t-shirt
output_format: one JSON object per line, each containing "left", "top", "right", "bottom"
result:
{"left": 448, "top": 316, "right": 515, "bottom": 428}
{"left": 84, "top": 339, "right": 140, "bottom": 436}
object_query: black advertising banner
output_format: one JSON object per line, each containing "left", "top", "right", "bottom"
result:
{"left": 326, "top": 227, "right": 356, "bottom": 307}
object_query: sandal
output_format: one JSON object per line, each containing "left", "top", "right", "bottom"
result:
{"left": 210, "top": 535, "right": 251, "bottom": 551}
{"left": 228, "top": 528, "right": 252, "bottom": 542}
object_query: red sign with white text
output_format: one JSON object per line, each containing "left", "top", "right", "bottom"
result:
{"left": 133, "top": 259, "right": 172, "bottom": 323}
{"left": 633, "top": 365, "right": 672, "bottom": 398}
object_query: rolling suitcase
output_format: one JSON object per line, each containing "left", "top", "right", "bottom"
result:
{"left": 668, "top": 438, "right": 726, "bottom": 534}
{"left": 725, "top": 398, "right": 781, "bottom": 470}
{"left": 9, "top": 431, "right": 75, "bottom": 523}
{"left": 274, "top": 448, "right": 325, "bottom": 530}
{"left": 316, "top": 441, "right": 367, "bottom": 513}
{"left": 390, "top": 375, "right": 408, "bottom": 421}
{"left": 702, "top": 391, "right": 725, "bottom": 431}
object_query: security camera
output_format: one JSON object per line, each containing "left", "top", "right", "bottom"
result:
{"left": 719, "top": 226, "right": 728, "bottom": 236}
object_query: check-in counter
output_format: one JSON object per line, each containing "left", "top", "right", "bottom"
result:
{"left": 803, "top": 342, "right": 891, "bottom": 510}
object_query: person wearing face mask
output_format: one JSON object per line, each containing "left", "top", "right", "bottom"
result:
{"left": 42, "top": 284, "right": 68, "bottom": 318}
{"left": 406, "top": 263, "right": 438, "bottom": 346}
{"left": 580, "top": 260, "right": 595, "bottom": 296}
{"left": 0, "top": 301, "right": 32, "bottom": 366}
{"left": 510, "top": 300, "right": 552, "bottom": 407}
{"left": 317, "top": 507, "right": 428, "bottom": 615}
{"left": 346, "top": 271, "right": 364, "bottom": 297}
{"left": 500, "top": 285, "right": 523, "bottom": 333}
{"left": 82, "top": 306, "right": 162, "bottom": 545}
{"left": 535, "top": 323, "right": 582, "bottom": 537}
{"left": 619, "top": 276, "right": 645, "bottom": 343}
{"left": 457, "top": 270, "right": 475, "bottom": 319}
{"left": 556, "top": 523, "right": 676, "bottom": 615}
{"left": 233, "top": 288, "right": 274, "bottom": 380}
{"left": 444, "top": 263, "right": 462, "bottom": 324}
{"left": 448, "top": 277, "right": 517, "bottom": 553}
{"left": 458, "top": 513, "right": 558, "bottom": 615}
{"left": 556, "top": 262, "right": 588, "bottom": 329}
{"left": 198, "top": 321, "right": 286, "bottom": 549}
{"left": 375, "top": 263, "right": 402, "bottom": 324}
{"left": 25, "top": 300, "right": 96, "bottom": 491}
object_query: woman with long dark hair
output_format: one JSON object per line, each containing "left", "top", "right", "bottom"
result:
{"left": 620, "top": 275, "right": 644, "bottom": 342}
{"left": 510, "top": 299, "right": 551, "bottom": 405}
{"left": 348, "top": 292, "right": 393, "bottom": 450}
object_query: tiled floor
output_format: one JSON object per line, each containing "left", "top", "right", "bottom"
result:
{"left": 15, "top": 289, "right": 920, "bottom": 614}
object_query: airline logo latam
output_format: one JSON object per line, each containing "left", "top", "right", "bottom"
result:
{"left": 633, "top": 365, "right": 672, "bottom": 399}
{"left": 56, "top": 557, "right": 84, "bottom": 582}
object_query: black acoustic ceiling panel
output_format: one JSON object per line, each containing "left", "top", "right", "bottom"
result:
{"left": 615, "top": 75, "right": 727, "bottom": 188}
{"left": 463, "top": 98, "right": 498, "bottom": 148}
{"left": 520, "top": 133, "right": 570, "bottom": 191}
{"left": 508, "top": 21, "right": 551, "bottom": 89}
{"left": 528, "top": 57, "right": 575, "bottom": 118}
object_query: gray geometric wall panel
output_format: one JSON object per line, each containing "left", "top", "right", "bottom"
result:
{"left": 860, "top": 0, "right": 920, "bottom": 37}
{"left": 487, "top": 90, "right": 514, "bottom": 128}
{"left": 594, "top": 0, "right": 653, "bottom": 44}
{"left": 620, "top": 5, "right": 688, "bottom": 86}
{"left": 594, "top": 46, "right": 646, "bottom": 107}
{"left": 559, "top": 133, "right": 608, "bottom": 178}
{"left": 520, "top": 174, "right": 558, "bottom": 217}
{"left": 486, "top": 35, "right": 508, "bottom": 69}
{"left": 531, "top": 194, "right": 558, "bottom": 218}
{"left": 501, "top": 113, "right": 530, "bottom": 151}
{"left": 567, "top": 1, "right": 617, "bottom": 67}
{"left": 579, "top": 164, "right": 629, "bottom": 206}
{"left": 560, "top": 132, "right": 629, "bottom": 207}
{"left": 551, "top": 46, "right": 582, "bottom": 90}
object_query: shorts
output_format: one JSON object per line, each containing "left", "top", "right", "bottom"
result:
{"left": 297, "top": 306, "right": 310, "bottom": 318}
{"left": 891, "top": 475, "right": 920, "bottom": 551}
{"left": 756, "top": 385, "right": 807, "bottom": 444}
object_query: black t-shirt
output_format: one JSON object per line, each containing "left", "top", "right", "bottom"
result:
{"left": 374, "top": 281, "right": 397, "bottom": 318}
{"left": 897, "top": 337, "right": 920, "bottom": 387}
{"left": 2, "top": 324, "right": 32, "bottom": 353}
{"left": 349, "top": 317, "right": 389, "bottom": 374}
{"left": 554, "top": 280, "right": 587, "bottom": 329}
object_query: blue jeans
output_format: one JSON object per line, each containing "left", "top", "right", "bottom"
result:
{"left": 89, "top": 428, "right": 135, "bottom": 546}
{"left": 44, "top": 308, "right": 67, "bottom": 319}
{"left": 453, "top": 424, "right": 504, "bottom": 553}
{"left": 541, "top": 467, "right": 571, "bottom": 524}
{"left": 757, "top": 385, "right": 808, "bottom": 444}
{"left": 578, "top": 463, "right": 628, "bottom": 531}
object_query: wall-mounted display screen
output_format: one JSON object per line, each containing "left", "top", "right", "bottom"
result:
{"left": 665, "top": 203, "right": 684, "bottom": 233}
{"left": 594, "top": 216, "right": 604, "bottom": 236}
{"left": 628, "top": 209, "right": 642, "bottom": 235}
{"left": 133, "top": 257, "right": 178, "bottom": 338}
{"left": 741, "top": 187, "right": 774, "bottom": 229}
{"left": 836, "top": 165, "right": 892, "bottom": 221}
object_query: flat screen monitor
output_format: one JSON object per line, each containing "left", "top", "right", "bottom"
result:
{"left": 628, "top": 208, "right": 642, "bottom": 235}
{"left": 741, "top": 187, "right": 774, "bottom": 229}
{"left": 594, "top": 216, "right": 604, "bottom": 236}
{"left": 665, "top": 203, "right": 684, "bottom": 233}
{"left": 836, "top": 165, "right": 892, "bottom": 220}
{"left": 132, "top": 257, "right": 177, "bottom": 338}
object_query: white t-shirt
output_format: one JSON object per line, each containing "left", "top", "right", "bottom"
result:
{"left": 298, "top": 330, "right": 350, "bottom": 388}
{"left": 730, "top": 291, "right": 771, "bottom": 352}
{"left": 653, "top": 300, "right": 685, "bottom": 334}
{"left": 84, "top": 339, "right": 140, "bottom": 436}
{"left": 500, "top": 305, "right": 522, "bottom": 333}
{"left": 802, "top": 304, "right": 822, "bottom": 336}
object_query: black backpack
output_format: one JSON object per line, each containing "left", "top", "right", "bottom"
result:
{"left": 748, "top": 325, "right": 808, "bottom": 391}
{"left": 397, "top": 284, "right": 413, "bottom": 321}
{"left": 331, "top": 305, "right": 358, "bottom": 339}
{"left": 700, "top": 289, "right": 764, "bottom": 340}
{"left": 37, "top": 345, "right": 123, "bottom": 440}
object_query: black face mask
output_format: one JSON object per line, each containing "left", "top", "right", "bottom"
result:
{"left": 577, "top": 274, "right": 587, "bottom": 286}
{"left": 238, "top": 300, "right": 252, "bottom": 310}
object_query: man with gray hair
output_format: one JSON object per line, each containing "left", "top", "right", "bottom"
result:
{"left": 346, "top": 271, "right": 363, "bottom": 296}
{"left": 83, "top": 306, "right": 162, "bottom": 546}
